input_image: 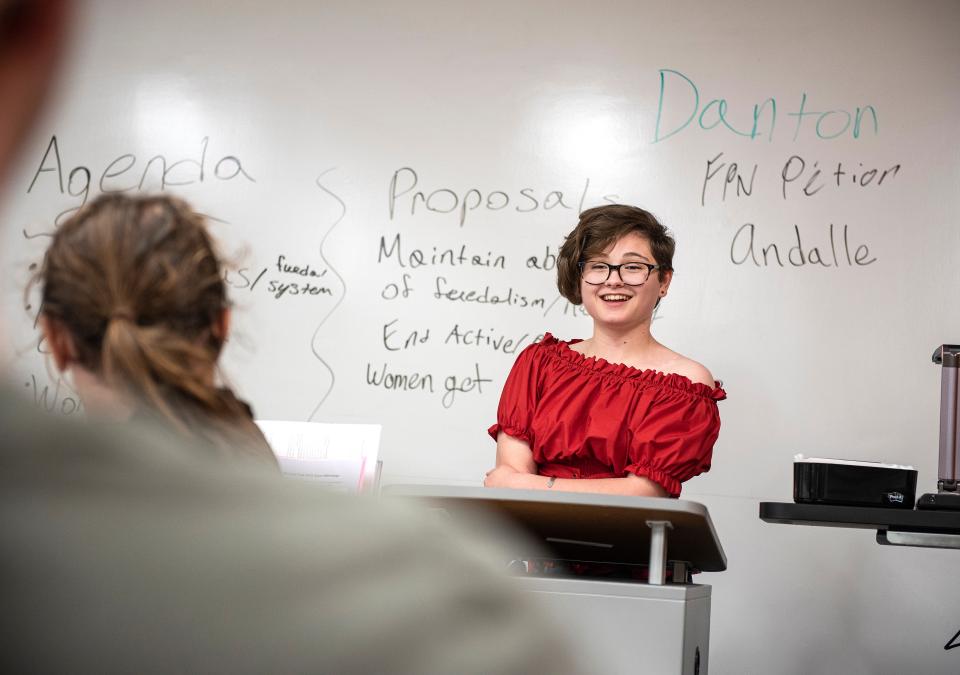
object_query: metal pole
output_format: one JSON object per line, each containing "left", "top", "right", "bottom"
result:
{"left": 934, "top": 345, "right": 960, "bottom": 491}
{"left": 646, "top": 520, "right": 673, "bottom": 585}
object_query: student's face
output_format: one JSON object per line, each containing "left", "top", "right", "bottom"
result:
{"left": 579, "top": 232, "right": 672, "bottom": 330}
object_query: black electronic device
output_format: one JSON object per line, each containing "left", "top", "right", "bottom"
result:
{"left": 794, "top": 458, "right": 917, "bottom": 509}
{"left": 760, "top": 344, "right": 960, "bottom": 549}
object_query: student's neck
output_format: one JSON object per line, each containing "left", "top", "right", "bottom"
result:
{"left": 71, "top": 366, "right": 136, "bottom": 422}
{"left": 586, "top": 324, "right": 658, "bottom": 360}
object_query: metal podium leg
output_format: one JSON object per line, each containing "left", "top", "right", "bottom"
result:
{"left": 877, "top": 529, "right": 960, "bottom": 549}
{"left": 646, "top": 520, "right": 673, "bottom": 585}
{"left": 937, "top": 346, "right": 960, "bottom": 491}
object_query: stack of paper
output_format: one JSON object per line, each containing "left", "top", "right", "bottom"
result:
{"left": 256, "top": 420, "right": 382, "bottom": 493}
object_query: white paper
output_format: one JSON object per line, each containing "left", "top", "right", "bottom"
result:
{"left": 256, "top": 420, "right": 382, "bottom": 492}
{"left": 275, "top": 457, "right": 364, "bottom": 492}
{"left": 793, "top": 454, "right": 915, "bottom": 471}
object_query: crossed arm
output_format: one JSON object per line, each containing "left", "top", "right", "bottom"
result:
{"left": 483, "top": 431, "right": 668, "bottom": 498}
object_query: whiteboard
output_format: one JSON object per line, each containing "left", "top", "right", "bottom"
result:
{"left": 2, "top": 1, "right": 959, "bottom": 672}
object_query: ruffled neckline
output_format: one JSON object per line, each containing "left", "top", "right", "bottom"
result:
{"left": 539, "top": 333, "right": 727, "bottom": 401}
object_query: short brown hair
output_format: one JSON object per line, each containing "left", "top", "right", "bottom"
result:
{"left": 556, "top": 204, "right": 675, "bottom": 304}
{"left": 34, "top": 193, "right": 274, "bottom": 464}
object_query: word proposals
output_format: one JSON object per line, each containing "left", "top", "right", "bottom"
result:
{"left": 24, "top": 135, "right": 255, "bottom": 233}
{"left": 388, "top": 167, "right": 618, "bottom": 226}
{"left": 655, "top": 69, "right": 878, "bottom": 143}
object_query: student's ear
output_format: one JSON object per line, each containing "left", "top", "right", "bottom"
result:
{"left": 658, "top": 269, "right": 673, "bottom": 298}
{"left": 654, "top": 269, "right": 673, "bottom": 309}
{"left": 212, "top": 306, "right": 231, "bottom": 346}
{"left": 40, "top": 314, "right": 77, "bottom": 372}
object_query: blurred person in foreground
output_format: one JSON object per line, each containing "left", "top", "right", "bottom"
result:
{"left": 0, "top": 2, "right": 579, "bottom": 672}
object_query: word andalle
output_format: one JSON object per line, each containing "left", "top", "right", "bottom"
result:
{"left": 698, "top": 153, "right": 897, "bottom": 268}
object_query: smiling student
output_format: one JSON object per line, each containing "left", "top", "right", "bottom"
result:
{"left": 485, "top": 204, "right": 725, "bottom": 498}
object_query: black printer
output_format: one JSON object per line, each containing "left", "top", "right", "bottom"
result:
{"left": 793, "top": 456, "right": 917, "bottom": 509}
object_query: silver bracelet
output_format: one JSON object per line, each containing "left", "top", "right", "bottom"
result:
{"left": 545, "top": 476, "right": 556, "bottom": 489}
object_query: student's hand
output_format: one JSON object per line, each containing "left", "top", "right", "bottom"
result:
{"left": 483, "top": 465, "right": 518, "bottom": 488}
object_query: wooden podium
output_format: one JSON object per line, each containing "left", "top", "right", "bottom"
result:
{"left": 386, "top": 486, "right": 726, "bottom": 675}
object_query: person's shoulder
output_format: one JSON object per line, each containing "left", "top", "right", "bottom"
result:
{"left": 662, "top": 352, "right": 715, "bottom": 388}
{"left": 534, "top": 332, "right": 566, "bottom": 348}
{"left": 513, "top": 332, "right": 565, "bottom": 361}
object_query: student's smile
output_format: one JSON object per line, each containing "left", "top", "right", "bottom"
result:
{"left": 580, "top": 232, "right": 667, "bottom": 328}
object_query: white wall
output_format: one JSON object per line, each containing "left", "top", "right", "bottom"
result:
{"left": 2, "top": 1, "right": 959, "bottom": 672}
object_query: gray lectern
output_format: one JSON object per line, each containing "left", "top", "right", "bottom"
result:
{"left": 386, "top": 486, "right": 726, "bottom": 675}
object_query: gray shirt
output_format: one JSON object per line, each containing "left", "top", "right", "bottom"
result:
{"left": 0, "top": 387, "right": 577, "bottom": 673}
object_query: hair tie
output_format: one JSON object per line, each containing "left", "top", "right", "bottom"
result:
{"left": 110, "top": 307, "right": 136, "bottom": 323}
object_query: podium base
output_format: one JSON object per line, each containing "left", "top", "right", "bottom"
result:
{"left": 518, "top": 576, "right": 710, "bottom": 675}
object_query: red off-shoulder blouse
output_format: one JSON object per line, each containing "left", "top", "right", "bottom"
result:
{"left": 487, "top": 333, "right": 726, "bottom": 497}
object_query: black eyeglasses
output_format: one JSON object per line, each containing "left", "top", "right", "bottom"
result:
{"left": 578, "top": 261, "right": 665, "bottom": 286}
